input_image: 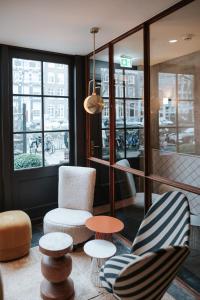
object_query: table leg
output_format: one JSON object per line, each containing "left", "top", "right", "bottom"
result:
{"left": 90, "top": 257, "right": 106, "bottom": 287}
{"left": 95, "top": 232, "right": 112, "bottom": 241}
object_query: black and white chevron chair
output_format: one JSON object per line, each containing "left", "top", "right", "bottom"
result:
{"left": 100, "top": 191, "right": 190, "bottom": 300}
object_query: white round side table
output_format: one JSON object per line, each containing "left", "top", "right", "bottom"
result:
{"left": 84, "top": 239, "right": 117, "bottom": 287}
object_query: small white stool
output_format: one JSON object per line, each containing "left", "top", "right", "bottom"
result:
{"left": 84, "top": 239, "right": 117, "bottom": 287}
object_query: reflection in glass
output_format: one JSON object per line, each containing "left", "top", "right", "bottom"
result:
{"left": 43, "top": 62, "right": 68, "bottom": 96}
{"left": 125, "top": 100, "right": 144, "bottom": 127}
{"left": 150, "top": 1, "right": 200, "bottom": 190}
{"left": 89, "top": 48, "right": 110, "bottom": 160}
{"left": 44, "top": 98, "right": 69, "bottom": 130}
{"left": 115, "top": 99, "right": 124, "bottom": 127}
{"left": 44, "top": 132, "right": 69, "bottom": 166}
{"left": 101, "top": 99, "right": 109, "bottom": 128}
{"left": 116, "top": 129, "right": 125, "bottom": 159}
{"left": 125, "top": 70, "right": 144, "bottom": 98}
{"left": 159, "top": 128, "right": 177, "bottom": 152}
{"left": 115, "top": 167, "right": 144, "bottom": 241}
{"left": 102, "top": 130, "right": 109, "bottom": 160}
{"left": 178, "top": 101, "right": 194, "bottom": 126}
{"left": 114, "top": 29, "right": 144, "bottom": 169}
{"left": 12, "top": 58, "right": 41, "bottom": 95}
{"left": 126, "top": 129, "right": 144, "bottom": 158}
{"left": 13, "top": 96, "right": 42, "bottom": 132}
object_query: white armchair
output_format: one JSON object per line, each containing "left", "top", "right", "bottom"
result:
{"left": 43, "top": 166, "right": 96, "bottom": 245}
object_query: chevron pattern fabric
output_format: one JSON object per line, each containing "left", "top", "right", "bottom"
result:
{"left": 131, "top": 191, "right": 190, "bottom": 255}
{"left": 100, "top": 191, "right": 190, "bottom": 300}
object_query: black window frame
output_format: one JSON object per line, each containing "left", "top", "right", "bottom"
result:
{"left": 8, "top": 47, "right": 75, "bottom": 173}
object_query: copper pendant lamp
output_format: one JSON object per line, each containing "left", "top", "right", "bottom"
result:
{"left": 83, "top": 27, "right": 104, "bottom": 114}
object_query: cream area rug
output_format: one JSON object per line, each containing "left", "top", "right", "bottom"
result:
{"left": 0, "top": 247, "right": 175, "bottom": 300}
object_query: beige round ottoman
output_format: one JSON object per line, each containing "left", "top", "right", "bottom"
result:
{"left": 0, "top": 210, "right": 32, "bottom": 261}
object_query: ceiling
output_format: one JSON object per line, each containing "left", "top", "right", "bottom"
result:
{"left": 95, "top": 0, "right": 200, "bottom": 66}
{"left": 0, "top": 0, "right": 180, "bottom": 55}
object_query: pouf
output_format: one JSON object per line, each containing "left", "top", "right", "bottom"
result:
{"left": 0, "top": 210, "right": 32, "bottom": 261}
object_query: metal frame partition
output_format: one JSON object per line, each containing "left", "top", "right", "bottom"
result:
{"left": 86, "top": 0, "right": 200, "bottom": 220}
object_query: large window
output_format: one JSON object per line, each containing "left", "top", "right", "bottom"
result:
{"left": 115, "top": 69, "right": 144, "bottom": 160}
{"left": 12, "top": 58, "right": 70, "bottom": 170}
{"left": 158, "top": 72, "right": 195, "bottom": 153}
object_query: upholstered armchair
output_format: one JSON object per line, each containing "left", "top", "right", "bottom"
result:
{"left": 43, "top": 166, "right": 96, "bottom": 245}
{"left": 100, "top": 191, "right": 190, "bottom": 300}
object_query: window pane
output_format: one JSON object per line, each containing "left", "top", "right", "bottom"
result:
{"left": 114, "top": 29, "right": 144, "bottom": 169}
{"left": 44, "top": 98, "right": 69, "bottom": 130}
{"left": 89, "top": 48, "right": 109, "bottom": 161}
{"left": 44, "top": 132, "right": 69, "bottom": 166}
{"left": 102, "top": 99, "right": 109, "bottom": 128}
{"left": 178, "top": 74, "right": 194, "bottom": 100}
{"left": 116, "top": 129, "right": 125, "bottom": 159}
{"left": 12, "top": 58, "right": 41, "bottom": 95}
{"left": 159, "top": 128, "right": 177, "bottom": 152}
{"left": 150, "top": 0, "right": 200, "bottom": 192}
{"left": 125, "top": 70, "right": 144, "bottom": 98}
{"left": 116, "top": 99, "right": 124, "bottom": 127}
{"left": 178, "top": 128, "right": 195, "bottom": 154}
{"left": 14, "top": 133, "right": 43, "bottom": 170}
{"left": 13, "top": 96, "right": 42, "bottom": 132}
{"left": 159, "top": 99, "right": 176, "bottom": 127}
{"left": 115, "top": 170, "right": 144, "bottom": 241}
{"left": 115, "top": 69, "right": 123, "bottom": 98}
{"left": 178, "top": 101, "right": 194, "bottom": 127}
{"left": 126, "top": 129, "right": 144, "bottom": 158}
{"left": 125, "top": 100, "right": 144, "bottom": 127}
{"left": 102, "top": 129, "right": 109, "bottom": 160}
{"left": 43, "top": 62, "right": 68, "bottom": 96}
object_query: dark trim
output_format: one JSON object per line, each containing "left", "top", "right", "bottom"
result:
{"left": 3, "top": 44, "right": 74, "bottom": 61}
{"left": 1, "top": 45, "right": 13, "bottom": 210}
{"left": 143, "top": 23, "right": 152, "bottom": 212}
{"left": 109, "top": 43, "right": 115, "bottom": 216}
{"left": 74, "top": 55, "right": 86, "bottom": 166}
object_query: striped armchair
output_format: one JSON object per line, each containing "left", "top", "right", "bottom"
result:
{"left": 100, "top": 191, "right": 190, "bottom": 300}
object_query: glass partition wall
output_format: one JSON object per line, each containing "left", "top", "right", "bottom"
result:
{"left": 86, "top": 0, "right": 200, "bottom": 295}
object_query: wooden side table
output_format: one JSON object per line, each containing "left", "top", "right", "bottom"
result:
{"left": 85, "top": 216, "right": 124, "bottom": 240}
{"left": 39, "top": 232, "right": 74, "bottom": 300}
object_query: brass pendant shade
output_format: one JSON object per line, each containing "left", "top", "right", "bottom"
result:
{"left": 83, "top": 27, "right": 104, "bottom": 114}
{"left": 84, "top": 92, "right": 104, "bottom": 114}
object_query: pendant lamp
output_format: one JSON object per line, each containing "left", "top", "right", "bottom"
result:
{"left": 84, "top": 27, "right": 104, "bottom": 114}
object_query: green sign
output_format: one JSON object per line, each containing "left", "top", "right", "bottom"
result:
{"left": 120, "top": 57, "right": 132, "bottom": 68}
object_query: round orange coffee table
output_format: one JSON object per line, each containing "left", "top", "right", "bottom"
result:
{"left": 85, "top": 216, "right": 124, "bottom": 240}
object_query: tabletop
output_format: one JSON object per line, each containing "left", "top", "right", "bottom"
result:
{"left": 84, "top": 239, "right": 117, "bottom": 259}
{"left": 39, "top": 232, "right": 73, "bottom": 257}
{"left": 85, "top": 215, "right": 124, "bottom": 234}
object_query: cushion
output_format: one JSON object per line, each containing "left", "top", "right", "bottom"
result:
{"left": 44, "top": 208, "right": 93, "bottom": 227}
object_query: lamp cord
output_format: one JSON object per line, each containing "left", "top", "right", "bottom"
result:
{"left": 93, "top": 31, "right": 96, "bottom": 93}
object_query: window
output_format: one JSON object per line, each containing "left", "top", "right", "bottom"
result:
{"left": 158, "top": 72, "right": 195, "bottom": 153}
{"left": 115, "top": 69, "right": 144, "bottom": 159}
{"left": 12, "top": 58, "right": 70, "bottom": 170}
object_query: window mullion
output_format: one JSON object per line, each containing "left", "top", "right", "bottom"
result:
{"left": 41, "top": 61, "right": 45, "bottom": 167}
